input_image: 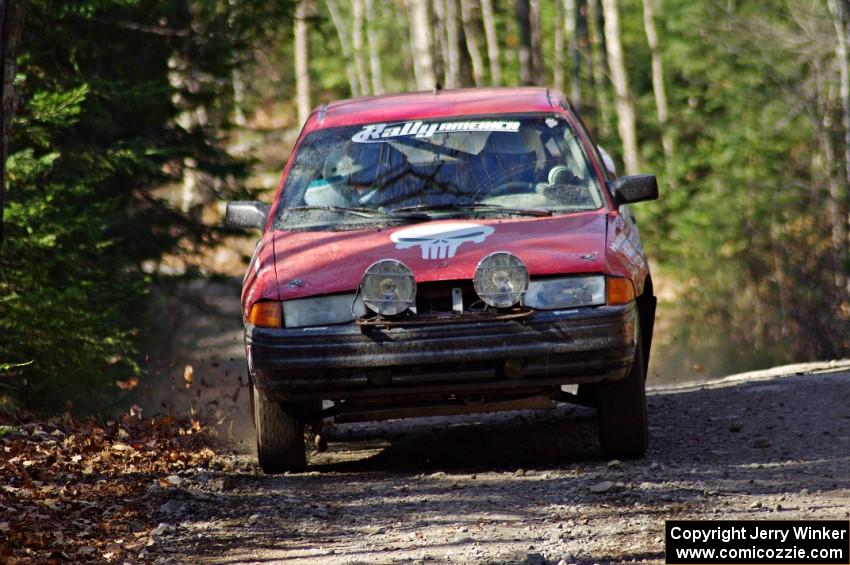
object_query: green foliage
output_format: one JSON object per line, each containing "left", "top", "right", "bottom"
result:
{"left": 0, "top": 0, "right": 274, "bottom": 412}
{"left": 619, "top": 0, "right": 850, "bottom": 375}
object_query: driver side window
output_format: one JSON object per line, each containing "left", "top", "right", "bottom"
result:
{"left": 558, "top": 130, "right": 603, "bottom": 209}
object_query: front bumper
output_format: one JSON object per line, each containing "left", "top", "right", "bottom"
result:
{"left": 248, "top": 303, "right": 638, "bottom": 401}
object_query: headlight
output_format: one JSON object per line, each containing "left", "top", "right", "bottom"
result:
{"left": 523, "top": 275, "right": 605, "bottom": 310}
{"left": 360, "top": 259, "right": 416, "bottom": 316}
{"left": 473, "top": 252, "right": 529, "bottom": 308}
{"left": 282, "top": 293, "right": 367, "bottom": 328}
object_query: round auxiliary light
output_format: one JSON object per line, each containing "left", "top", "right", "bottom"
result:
{"left": 360, "top": 259, "right": 417, "bottom": 316}
{"left": 473, "top": 252, "right": 529, "bottom": 308}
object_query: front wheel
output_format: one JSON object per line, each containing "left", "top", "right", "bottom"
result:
{"left": 595, "top": 325, "right": 648, "bottom": 459}
{"left": 252, "top": 383, "right": 306, "bottom": 473}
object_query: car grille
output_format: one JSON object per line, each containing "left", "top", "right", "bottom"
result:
{"left": 415, "top": 280, "right": 481, "bottom": 314}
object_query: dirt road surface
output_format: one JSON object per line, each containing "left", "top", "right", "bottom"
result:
{"left": 141, "top": 280, "right": 850, "bottom": 564}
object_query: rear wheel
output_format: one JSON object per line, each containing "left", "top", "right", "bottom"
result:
{"left": 252, "top": 382, "right": 306, "bottom": 473}
{"left": 575, "top": 383, "right": 597, "bottom": 406}
{"left": 595, "top": 324, "right": 648, "bottom": 459}
{"left": 304, "top": 400, "right": 328, "bottom": 452}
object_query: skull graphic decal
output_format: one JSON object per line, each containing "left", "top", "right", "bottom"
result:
{"left": 390, "top": 223, "right": 495, "bottom": 260}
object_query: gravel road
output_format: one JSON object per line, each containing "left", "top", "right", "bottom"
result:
{"left": 142, "top": 351, "right": 850, "bottom": 564}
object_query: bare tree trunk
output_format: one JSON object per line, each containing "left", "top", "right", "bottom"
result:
{"left": 480, "top": 0, "right": 501, "bottom": 85}
{"left": 170, "top": 52, "right": 209, "bottom": 213}
{"left": 406, "top": 0, "right": 437, "bottom": 89}
{"left": 827, "top": 0, "right": 850, "bottom": 288}
{"left": 830, "top": 0, "right": 850, "bottom": 190}
{"left": 232, "top": 67, "right": 247, "bottom": 128}
{"left": 432, "top": 0, "right": 447, "bottom": 85}
{"left": 565, "top": 0, "right": 581, "bottom": 106}
{"left": 228, "top": 0, "right": 246, "bottom": 130}
{"left": 814, "top": 53, "right": 846, "bottom": 290}
{"left": 326, "top": 0, "right": 361, "bottom": 96}
{"left": 768, "top": 215, "right": 790, "bottom": 339}
{"left": 529, "top": 0, "right": 543, "bottom": 85}
{"left": 460, "top": 0, "right": 485, "bottom": 86}
{"left": 642, "top": 0, "right": 675, "bottom": 187}
{"left": 516, "top": 0, "right": 533, "bottom": 85}
{"left": 352, "top": 0, "right": 370, "bottom": 96}
{"left": 587, "top": 0, "right": 612, "bottom": 135}
{"left": 444, "top": 0, "right": 461, "bottom": 88}
{"left": 553, "top": 0, "right": 564, "bottom": 91}
{"left": 169, "top": 1, "right": 213, "bottom": 213}
{"left": 365, "top": 0, "right": 384, "bottom": 94}
{"left": 294, "top": 0, "right": 312, "bottom": 126}
{"left": 169, "top": 0, "right": 204, "bottom": 213}
{"left": 823, "top": 133, "right": 846, "bottom": 289}
{"left": 820, "top": 111, "right": 846, "bottom": 290}
{"left": 583, "top": 2, "right": 595, "bottom": 105}
{"left": 601, "top": 0, "right": 640, "bottom": 174}
{"left": 0, "top": 0, "right": 28, "bottom": 245}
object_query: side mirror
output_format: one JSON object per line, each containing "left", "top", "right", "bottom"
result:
{"left": 225, "top": 201, "right": 270, "bottom": 230}
{"left": 612, "top": 175, "right": 658, "bottom": 205}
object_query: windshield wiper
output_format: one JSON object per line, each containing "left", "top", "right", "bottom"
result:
{"left": 392, "top": 203, "right": 553, "bottom": 217}
{"left": 284, "top": 205, "right": 430, "bottom": 221}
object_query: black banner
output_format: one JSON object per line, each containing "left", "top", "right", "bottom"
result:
{"left": 665, "top": 520, "right": 850, "bottom": 564}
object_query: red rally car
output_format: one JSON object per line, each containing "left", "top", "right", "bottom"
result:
{"left": 225, "top": 87, "right": 658, "bottom": 473}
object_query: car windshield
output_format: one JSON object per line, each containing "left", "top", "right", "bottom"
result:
{"left": 276, "top": 114, "right": 605, "bottom": 230}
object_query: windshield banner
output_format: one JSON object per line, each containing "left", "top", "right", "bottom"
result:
{"left": 351, "top": 120, "right": 521, "bottom": 143}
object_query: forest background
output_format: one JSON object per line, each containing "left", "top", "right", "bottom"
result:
{"left": 1, "top": 0, "right": 849, "bottom": 413}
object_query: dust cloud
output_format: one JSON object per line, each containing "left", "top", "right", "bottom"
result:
{"left": 139, "top": 278, "right": 256, "bottom": 453}
{"left": 136, "top": 274, "right": 801, "bottom": 452}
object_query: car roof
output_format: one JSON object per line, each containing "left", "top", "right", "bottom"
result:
{"left": 303, "top": 87, "right": 567, "bottom": 132}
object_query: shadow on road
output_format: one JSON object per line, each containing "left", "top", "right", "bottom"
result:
{"left": 149, "top": 368, "right": 850, "bottom": 564}
{"left": 310, "top": 404, "right": 600, "bottom": 473}
{"left": 303, "top": 369, "right": 850, "bottom": 480}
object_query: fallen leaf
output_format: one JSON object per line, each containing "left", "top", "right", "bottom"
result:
{"left": 183, "top": 365, "right": 194, "bottom": 388}
{"left": 0, "top": 411, "right": 218, "bottom": 562}
{"left": 41, "top": 498, "right": 61, "bottom": 510}
{"left": 115, "top": 377, "right": 139, "bottom": 391}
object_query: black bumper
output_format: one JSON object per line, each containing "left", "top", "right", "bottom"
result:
{"left": 248, "top": 303, "right": 638, "bottom": 401}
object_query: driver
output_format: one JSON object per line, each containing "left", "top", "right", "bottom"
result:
{"left": 303, "top": 144, "right": 380, "bottom": 208}
{"left": 480, "top": 126, "right": 548, "bottom": 189}
{"left": 542, "top": 165, "right": 589, "bottom": 206}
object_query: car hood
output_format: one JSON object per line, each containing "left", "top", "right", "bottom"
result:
{"left": 272, "top": 211, "right": 609, "bottom": 300}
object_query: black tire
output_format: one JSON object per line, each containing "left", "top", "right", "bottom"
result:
{"left": 595, "top": 325, "right": 648, "bottom": 459}
{"left": 303, "top": 400, "right": 327, "bottom": 452}
{"left": 252, "top": 382, "right": 306, "bottom": 473}
{"left": 575, "top": 383, "right": 597, "bottom": 407}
